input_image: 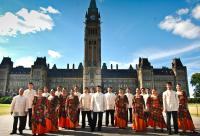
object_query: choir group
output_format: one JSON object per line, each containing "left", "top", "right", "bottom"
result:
{"left": 10, "top": 82, "right": 196, "bottom": 135}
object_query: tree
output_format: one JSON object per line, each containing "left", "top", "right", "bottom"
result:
{"left": 191, "top": 73, "right": 200, "bottom": 97}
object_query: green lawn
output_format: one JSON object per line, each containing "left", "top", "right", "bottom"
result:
{"left": 0, "top": 103, "right": 199, "bottom": 116}
{"left": 0, "top": 104, "right": 10, "bottom": 115}
{"left": 188, "top": 104, "right": 200, "bottom": 116}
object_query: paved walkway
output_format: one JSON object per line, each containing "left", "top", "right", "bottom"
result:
{"left": 0, "top": 114, "right": 199, "bottom": 136}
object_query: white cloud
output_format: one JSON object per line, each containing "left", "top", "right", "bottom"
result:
{"left": 176, "top": 8, "right": 189, "bottom": 15}
{"left": 14, "top": 56, "right": 35, "bottom": 67}
{"left": 108, "top": 42, "right": 200, "bottom": 69}
{"left": 48, "top": 50, "right": 61, "bottom": 58}
{"left": 159, "top": 16, "right": 200, "bottom": 39}
{"left": 192, "top": 5, "right": 200, "bottom": 19}
{"left": 0, "top": 37, "right": 9, "bottom": 44}
{"left": 40, "top": 6, "right": 60, "bottom": 14}
{"left": 0, "top": 6, "right": 60, "bottom": 37}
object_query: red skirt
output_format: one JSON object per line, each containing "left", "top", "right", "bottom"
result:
{"left": 59, "top": 117, "right": 67, "bottom": 128}
{"left": 115, "top": 116, "right": 127, "bottom": 128}
{"left": 132, "top": 115, "right": 146, "bottom": 131}
{"left": 178, "top": 118, "right": 195, "bottom": 132}
{"left": 32, "top": 123, "right": 47, "bottom": 135}
{"left": 46, "top": 118, "right": 58, "bottom": 132}
{"left": 66, "top": 117, "right": 78, "bottom": 129}
{"left": 148, "top": 118, "right": 166, "bottom": 129}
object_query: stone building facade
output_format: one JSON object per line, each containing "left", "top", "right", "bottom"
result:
{"left": 0, "top": 0, "right": 189, "bottom": 96}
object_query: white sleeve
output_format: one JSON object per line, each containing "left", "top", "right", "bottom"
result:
{"left": 10, "top": 97, "right": 16, "bottom": 112}
{"left": 90, "top": 95, "right": 94, "bottom": 111}
{"left": 163, "top": 92, "right": 166, "bottom": 111}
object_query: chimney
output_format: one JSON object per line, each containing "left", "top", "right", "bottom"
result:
{"left": 111, "top": 64, "right": 113, "bottom": 70}
{"left": 73, "top": 64, "right": 75, "bottom": 69}
{"left": 116, "top": 64, "right": 118, "bottom": 70}
{"left": 67, "top": 64, "right": 69, "bottom": 69}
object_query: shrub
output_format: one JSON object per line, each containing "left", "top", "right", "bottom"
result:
{"left": 0, "top": 96, "right": 13, "bottom": 104}
{"left": 188, "top": 98, "right": 200, "bottom": 103}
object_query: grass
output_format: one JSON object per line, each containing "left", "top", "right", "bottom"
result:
{"left": 0, "top": 104, "right": 10, "bottom": 115}
{"left": 188, "top": 103, "right": 200, "bottom": 117}
{"left": 0, "top": 103, "right": 199, "bottom": 116}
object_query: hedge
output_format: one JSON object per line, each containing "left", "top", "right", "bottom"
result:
{"left": 188, "top": 98, "right": 200, "bottom": 103}
{"left": 0, "top": 96, "right": 13, "bottom": 104}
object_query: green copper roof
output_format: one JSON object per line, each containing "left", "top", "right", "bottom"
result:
{"left": 89, "top": 0, "right": 97, "bottom": 9}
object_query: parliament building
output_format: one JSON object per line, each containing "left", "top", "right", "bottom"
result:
{"left": 0, "top": 0, "right": 189, "bottom": 96}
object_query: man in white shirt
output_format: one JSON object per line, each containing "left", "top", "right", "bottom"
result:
{"left": 42, "top": 86, "right": 50, "bottom": 97}
{"left": 10, "top": 88, "right": 28, "bottom": 135}
{"left": 125, "top": 87, "right": 133, "bottom": 123}
{"left": 23, "top": 82, "right": 36, "bottom": 130}
{"left": 104, "top": 87, "right": 116, "bottom": 126}
{"left": 79, "top": 87, "right": 92, "bottom": 129}
{"left": 90, "top": 85, "right": 105, "bottom": 131}
{"left": 163, "top": 82, "right": 179, "bottom": 135}
{"left": 55, "top": 85, "right": 62, "bottom": 97}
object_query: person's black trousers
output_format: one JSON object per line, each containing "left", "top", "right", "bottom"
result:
{"left": 12, "top": 116, "right": 26, "bottom": 133}
{"left": 81, "top": 111, "right": 92, "bottom": 128}
{"left": 78, "top": 108, "right": 80, "bottom": 123}
{"left": 92, "top": 112, "right": 103, "bottom": 131}
{"left": 25, "top": 108, "right": 32, "bottom": 129}
{"left": 127, "top": 108, "right": 132, "bottom": 123}
{"left": 105, "top": 110, "right": 115, "bottom": 126}
{"left": 166, "top": 111, "right": 178, "bottom": 134}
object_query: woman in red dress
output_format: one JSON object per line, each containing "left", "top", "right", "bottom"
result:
{"left": 147, "top": 89, "right": 166, "bottom": 132}
{"left": 176, "top": 83, "right": 196, "bottom": 133}
{"left": 66, "top": 89, "right": 79, "bottom": 129}
{"left": 46, "top": 89, "right": 60, "bottom": 132}
{"left": 132, "top": 88, "right": 146, "bottom": 132}
{"left": 58, "top": 88, "right": 68, "bottom": 128}
{"left": 32, "top": 88, "right": 48, "bottom": 136}
{"left": 115, "top": 89, "right": 129, "bottom": 129}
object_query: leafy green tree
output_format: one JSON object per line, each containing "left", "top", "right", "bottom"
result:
{"left": 191, "top": 73, "right": 200, "bottom": 98}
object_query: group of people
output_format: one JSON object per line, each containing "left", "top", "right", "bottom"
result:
{"left": 10, "top": 82, "right": 196, "bottom": 135}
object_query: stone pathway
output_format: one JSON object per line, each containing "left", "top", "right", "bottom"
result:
{"left": 0, "top": 114, "right": 199, "bottom": 136}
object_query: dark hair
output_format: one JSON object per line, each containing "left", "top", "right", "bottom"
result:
{"left": 108, "top": 86, "right": 113, "bottom": 89}
{"left": 97, "top": 85, "right": 101, "bottom": 88}
{"left": 28, "top": 82, "right": 33, "bottom": 85}
{"left": 84, "top": 87, "right": 89, "bottom": 90}
{"left": 177, "top": 83, "right": 181, "bottom": 86}
{"left": 57, "top": 85, "right": 62, "bottom": 88}
{"left": 166, "top": 82, "right": 172, "bottom": 86}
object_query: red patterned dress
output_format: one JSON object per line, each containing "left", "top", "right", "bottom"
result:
{"left": 46, "top": 95, "right": 59, "bottom": 132}
{"left": 58, "top": 95, "right": 68, "bottom": 128}
{"left": 146, "top": 95, "right": 166, "bottom": 129}
{"left": 115, "top": 95, "right": 129, "bottom": 128}
{"left": 66, "top": 95, "right": 79, "bottom": 129}
{"left": 177, "top": 91, "right": 195, "bottom": 132}
{"left": 132, "top": 95, "right": 146, "bottom": 131}
{"left": 32, "top": 96, "right": 48, "bottom": 135}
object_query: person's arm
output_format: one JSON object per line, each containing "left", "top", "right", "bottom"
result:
{"left": 163, "top": 92, "right": 167, "bottom": 112}
{"left": 90, "top": 95, "right": 94, "bottom": 111}
{"left": 10, "top": 97, "right": 16, "bottom": 115}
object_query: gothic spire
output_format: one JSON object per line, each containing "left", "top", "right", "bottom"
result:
{"left": 89, "top": 0, "right": 97, "bottom": 9}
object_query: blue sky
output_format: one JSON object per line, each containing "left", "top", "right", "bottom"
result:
{"left": 0, "top": 0, "right": 200, "bottom": 96}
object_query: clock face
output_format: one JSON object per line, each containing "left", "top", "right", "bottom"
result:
{"left": 90, "top": 15, "right": 96, "bottom": 20}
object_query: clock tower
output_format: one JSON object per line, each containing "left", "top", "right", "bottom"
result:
{"left": 83, "top": 0, "right": 102, "bottom": 88}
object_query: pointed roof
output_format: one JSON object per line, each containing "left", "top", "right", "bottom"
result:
{"left": 89, "top": 0, "right": 97, "bottom": 9}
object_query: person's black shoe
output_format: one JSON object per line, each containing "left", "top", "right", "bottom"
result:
{"left": 10, "top": 132, "right": 16, "bottom": 135}
{"left": 168, "top": 131, "right": 172, "bottom": 135}
{"left": 174, "top": 131, "right": 179, "bottom": 134}
{"left": 19, "top": 131, "right": 23, "bottom": 135}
